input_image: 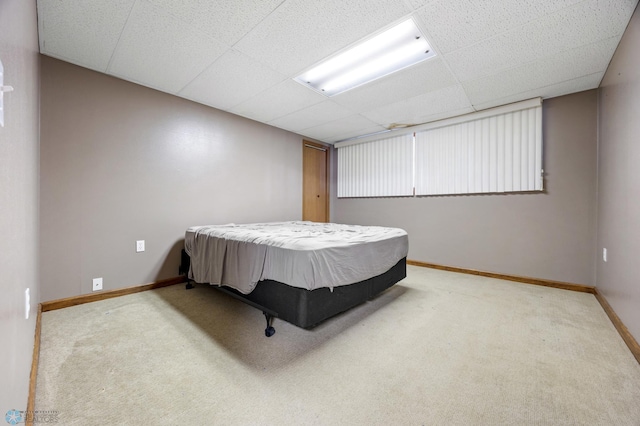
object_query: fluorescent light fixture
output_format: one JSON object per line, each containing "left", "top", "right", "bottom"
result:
{"left": 295, "top": 18, "right": 436, "bottom": 96}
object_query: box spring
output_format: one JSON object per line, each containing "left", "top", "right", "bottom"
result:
{"left": 215, "top": 257, "right": 407, "bottom": 329}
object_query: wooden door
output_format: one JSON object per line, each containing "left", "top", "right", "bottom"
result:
{"left": 303, "top": 141, "right": 329, "bottom": 222}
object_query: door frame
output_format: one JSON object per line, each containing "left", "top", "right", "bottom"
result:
{"left": 302, "top": 139, "right": 330, "bottom": 222}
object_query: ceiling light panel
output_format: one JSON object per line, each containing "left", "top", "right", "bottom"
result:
{"left": 295, "top": 19, "right": 436, "bottom": 96}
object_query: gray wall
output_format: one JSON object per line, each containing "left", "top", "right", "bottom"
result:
{"left": 333, "top": 90, "right": 598, "bottom": 286}
{"left": 0, "top": 0, "right": 40, "bottom": 413}
{"left": 597, "top": 5, "right": 640, "bottom": 341}
{"left": 40, "top": 57, "right": 303, "bottom": 302}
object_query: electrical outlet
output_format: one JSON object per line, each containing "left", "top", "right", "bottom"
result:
{"left": 603, "top": 248, "right": 607, "bottom": 262}
{"left": 136, "top": 240, "right": 145, "bottom": 252}
{"left": 92, "top": 277, "right": 103, "bottom": 291}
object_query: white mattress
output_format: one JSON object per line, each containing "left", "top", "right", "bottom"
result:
{"left": 184, "top": 221, "right": 408, "bottom": 294}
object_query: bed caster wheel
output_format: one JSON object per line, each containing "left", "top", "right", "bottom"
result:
{"left": 265, "top": 326, "right": 276, "bottom": 337}
{"left": 185, "top": 282, "right": 194, "bottom": 290}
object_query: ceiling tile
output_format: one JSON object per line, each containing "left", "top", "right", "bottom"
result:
{"left": 472, "top": 73, "right": 604, "bottom": 111}
{"left": 415, "top": 0, "right": 583, "bottom": 54}
{"left": 147, "top": 0, "right": 284, "bottom": 46}
{"left": 324, "top": 126, "right": 392, "bottom": 143}
{"left": 108, "top": 0, "right": 229, "bottom": 94}
{"left": 300, "top": 115, "right": 385, "bottom": 141}
{"left": 267, "top": 101, "right": 354, "bottom": 132}
{"left": 362, "top": 84, "right": 472, "bottom": 126}
{"left": 463, "top": 37, "right": 619, "bottom": 105}
{"left": 179, "top": 50, "right": 287, "bottom": 111}
{"left": 405, "top": 0, "right": 439, "bottom": 11}
{"left": 37, "top": 0, "right": 135, "bottom": 72}
{"left": 234, "top": 0, "right": 412, "bottom": 76}
{"left": 35, "top": 0, "right": 639, "bottom": 142}
{"left": 444, "top": 0, "right": 637, "bottom": 83}
{"left": 331, "top": 57, "right": 458, "bottom": 112}
{"left": 230, "top": 79, "right": 326, "bottom": 123}
{"left": 411, "top": 106, "right": 476, "bottom": 126}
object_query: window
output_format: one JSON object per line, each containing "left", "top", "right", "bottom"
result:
{"left": 337, "top": 133, "right": 413, "bottom": 197}
{"left": 336, "top": 98, "right": 543, "bottom": 198}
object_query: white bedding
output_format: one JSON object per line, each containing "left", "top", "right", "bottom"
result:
{"left": 184, "top": 221, "right": 408, "bottom": 294}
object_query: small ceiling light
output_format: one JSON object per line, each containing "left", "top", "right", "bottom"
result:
{"left": 295, "top": 18, "right": 436, "bottom": 97}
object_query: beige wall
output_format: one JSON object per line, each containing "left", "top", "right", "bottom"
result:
{"left": 0, "top": 0, "right": 40, "bottom": 413}
{"left": 0, "top": 1, "right": 632, "bottom": 409}
{"left": 597, "top": 5, "right": 640, "bottom": 341}
{"left": 40, "top": 57, "right": 303, "bottom": 302}
{"left": 332, "top": 90, "right": 598, "bottom": 286}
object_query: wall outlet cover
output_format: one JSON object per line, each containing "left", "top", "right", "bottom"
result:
{"left": 92, "top": 277, "right": 103, "bottom": 291}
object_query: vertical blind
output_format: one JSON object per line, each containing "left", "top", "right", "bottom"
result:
{"left": 415, "top": 105, "right": 543, "bottom": 195}
{"left": 335, "top": 98, "right": 543, "bottom": 198}
{"left": 337, "top": 133, "right": 413, "bottom": 197}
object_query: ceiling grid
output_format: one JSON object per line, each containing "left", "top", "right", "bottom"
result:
{"left": 36, "top": 0, "right": 639, "bottom": 143}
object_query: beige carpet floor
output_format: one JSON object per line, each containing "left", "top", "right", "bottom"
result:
{"left": 35, "top": 266, "right": 640, "bottom": 425}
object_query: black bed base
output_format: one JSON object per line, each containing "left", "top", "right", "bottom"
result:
{"left": 180, "top": 251, "right": 406, "bottom": 336}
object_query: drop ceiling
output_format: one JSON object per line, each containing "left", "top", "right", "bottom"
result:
{"left": 36, "top": 0, "right": 638, "bottom": 144}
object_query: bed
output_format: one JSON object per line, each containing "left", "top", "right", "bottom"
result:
{"left": 182, "top": 221, "right": 408, "bottom": 336}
